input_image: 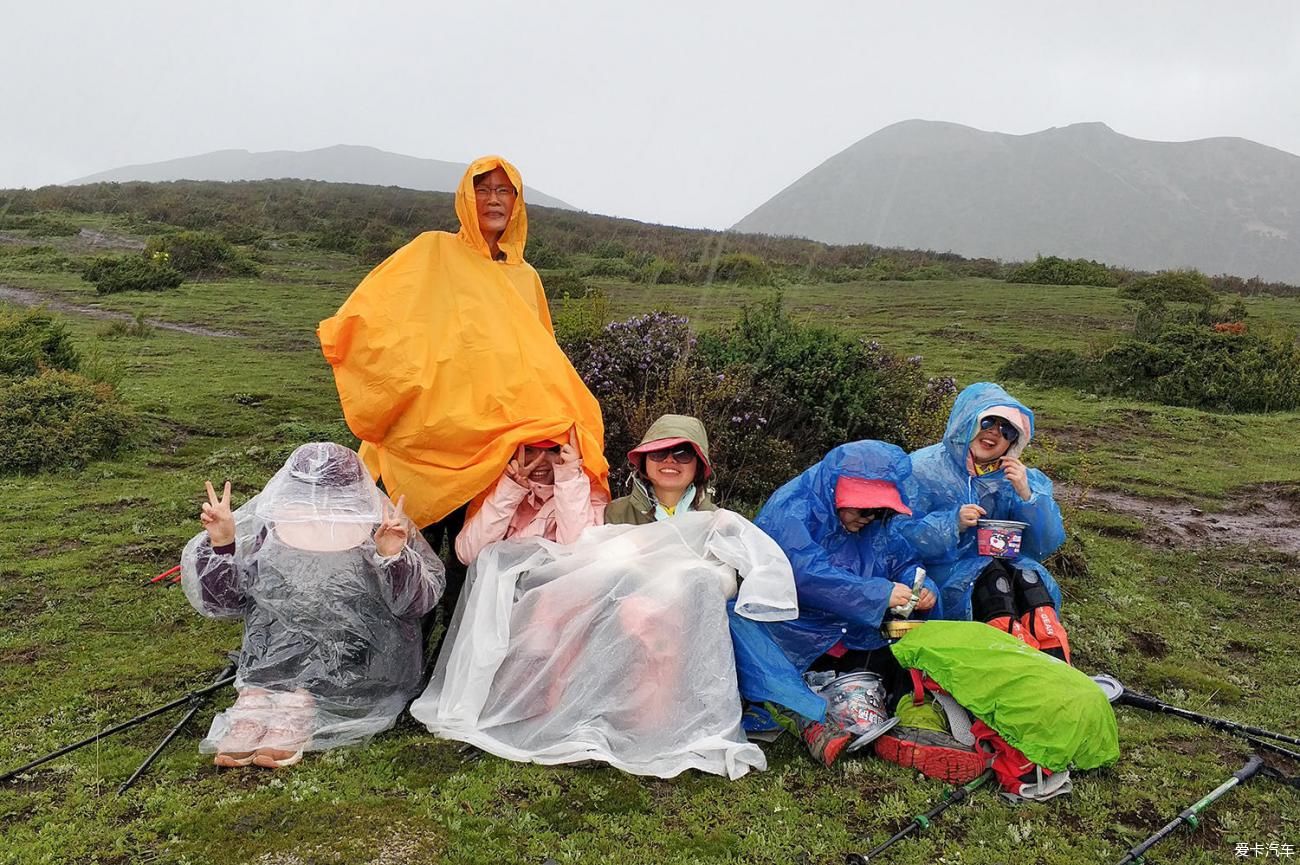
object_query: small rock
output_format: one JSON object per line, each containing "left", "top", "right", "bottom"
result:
{"left": 1190, "top": 507, "right": 1204, "bottom": 516}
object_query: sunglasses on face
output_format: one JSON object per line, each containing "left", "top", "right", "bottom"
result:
{"left": 645, "top": 446, "right": 697, "bottom": 465}
{"left": 979, "top": 416, "right": 1020, "bottom": 444}
{"left": 846, "top": 507, "right": 891, "bottom": 522}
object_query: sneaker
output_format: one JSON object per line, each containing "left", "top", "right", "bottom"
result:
{"left": 252, "top": 689, "right": 315, "bottom": 769}
{"left": 214, "top": 688, "right": 272, "bottom": 768}
{"left": 802, "top": 721, "right": 853, "bottom": 767}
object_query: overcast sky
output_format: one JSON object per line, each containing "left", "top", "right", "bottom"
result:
{"left": 3, "top": 1, "right": 1298, "bottom": 229}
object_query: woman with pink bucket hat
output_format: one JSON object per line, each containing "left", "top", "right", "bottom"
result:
{"left": 604, "top": 414, "right": 717, "bottom": 525}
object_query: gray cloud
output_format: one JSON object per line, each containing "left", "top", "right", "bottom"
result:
{"left": 3, "top": 0, "right": 1297, "bottom": 228}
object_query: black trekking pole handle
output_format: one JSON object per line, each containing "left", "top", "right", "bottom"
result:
{"left": 117, "top": 660, "right": 238, "bottom": 794}
{"left": 1, "top": 674, "right": 237, "bottom": 783}
{"left": 1119, "top": 691, "right": 1300, "bottom": 747}
{"left": 1115, "top": 755, "right": 1264, "bottom": 865}
{"left": 845, "top": 770, "right": 993, "bottom": 864}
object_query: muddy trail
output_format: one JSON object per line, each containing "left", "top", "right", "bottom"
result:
{"left": 1060, "top": 482, "right": 1300, "bottom": 556}
{"left": 0, "top": 284, "right": 239, "bottom": 338}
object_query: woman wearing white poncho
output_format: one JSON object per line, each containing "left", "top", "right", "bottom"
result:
{"left": 181, "top": 442, "right": 445, "bottom": 768}
{"left": 410, "top": 509, "right": 798, "bottom": 779}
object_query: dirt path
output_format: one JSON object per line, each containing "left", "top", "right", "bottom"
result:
{"left": 0, "top": 284, "right": 240, "bottom": 338}
{"left": 1059, "top": 482, "right": 1300, "bottom": 555}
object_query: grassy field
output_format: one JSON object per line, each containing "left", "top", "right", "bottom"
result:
{"left": 1, "top": 219, "right": 1299, "bottom": 865}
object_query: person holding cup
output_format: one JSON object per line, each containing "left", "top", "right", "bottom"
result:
{"left": 900, "top": 382, "right": 1071, "bottom": 662}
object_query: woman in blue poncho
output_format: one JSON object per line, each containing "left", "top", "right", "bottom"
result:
{"left": 729, "top": 440, "right": 939, "bottom": 767}
{"left": 901, "top": 382, "right": 1071, "bottom": 662}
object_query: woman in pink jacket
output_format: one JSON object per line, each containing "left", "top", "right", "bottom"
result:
{"left": 455, "top": 429, "right": 608, "bottom": 566}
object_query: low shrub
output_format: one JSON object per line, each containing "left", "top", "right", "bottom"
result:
{"left": 1000, "top": 324, "right": 1300, "bottom": 412}
{"left": 0, "top": 245, "right": 76, "bottom": 273}
{"left": 710, "top": 253, "right": 773, "bottom": 286}
{"left": 1118, "top": 269, "right": 1217, "bottom": 305}
{"left": 82, "top": 254, "right": 184, "bottom": 294}
{"left": 542, "top": 270, "right": 594, "bottom": 301}
{"left": 0, "top": 370, "right": 136, "bottom": 472}
{"left": 527, "top": 242, "right": 571, "bottom": 270}
{"left": 0, "top": 309, "right": 81, "bottom": 377}
{"left": 0, "top": 213, "right": 80, "bottom": 236}
{"left": 99, "top": 313, "right": 156, "bottom": 339}
{"left": 579, "top": 257, "right": 639, "bottom": 279}
{"left": 145, "top": 230, "right": 259, "bottom": 277}
{"left": 1007, "top": 255, "right": 1119, "bottom": 287}
{"left": 563, "top": 298, "right": 955, "bottom": 504}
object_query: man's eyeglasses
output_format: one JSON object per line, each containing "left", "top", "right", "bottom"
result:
{"left": 979, "top": 416, "right": 1020, "bottom": 444}
{"left": 474, "top": 186, "right": 517, "bottom": 200}
{"left": 646, "top": 446, "right": 697, "bottom": 465}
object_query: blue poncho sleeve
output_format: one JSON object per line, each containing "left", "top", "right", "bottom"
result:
{"left": 1009, "top": 468, "right": 1065, "bottom": 559}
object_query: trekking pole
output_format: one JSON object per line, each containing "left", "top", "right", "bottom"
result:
{"left": 117, "top": 659, "right": 238, "bottom": 794}
{"left": 1093, "top": 675, "right": 1300, "bottom": 748}
{"left": 1, "top": 672, "right": 236, "bottom": 783}
{"left": 1114, "top": 755, "right": 1264, "bottom": 865}
{"left": 844, "top": 770, "right": 992, "bottom": 864}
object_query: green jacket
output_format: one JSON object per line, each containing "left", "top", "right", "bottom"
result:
{"left": 605, "top": 413, "right": 717, "bottom": 525}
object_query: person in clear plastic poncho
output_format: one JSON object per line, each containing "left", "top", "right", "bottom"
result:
{"left": 181, "top": 442, "right": 445, "bottom": 768}
{"left": 410, "top": 508, "right": 799, "bottom": 780}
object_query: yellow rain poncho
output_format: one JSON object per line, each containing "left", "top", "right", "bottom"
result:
{"left": 318, "top": 155, "right": 609, "bottom": 528}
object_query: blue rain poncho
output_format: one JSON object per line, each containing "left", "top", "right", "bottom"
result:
{"left": 729, "top": 441, "right": 936, "bottom": 721}
{"left": 901, "top": 382, "right": 1066, "bottom": 620}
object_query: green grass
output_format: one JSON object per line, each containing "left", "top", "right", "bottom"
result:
{"left": 2, "top": 220, "right": 1299, "bottom": 864}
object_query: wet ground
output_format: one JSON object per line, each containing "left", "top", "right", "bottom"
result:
{"left": 0, "top": 283, "right": 239, "bottom": 338}
{"left": 1060, "top": 482, "right": 1300, "bottom": 555}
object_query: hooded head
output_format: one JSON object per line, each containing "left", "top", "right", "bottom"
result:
{"left": 940, "top": 383, "right": 1035, "bottom": 475}
{"left": 757, "top": 440, "right": 913, "bottom": 543}
{"left": 255, "top": 442, "right": 385, "bottom": 525}
{"left": 627, "top": 414, "right": 712, "bottom": 480}
{"left": 455, "top": 155, "right": 528, "bottom": 263}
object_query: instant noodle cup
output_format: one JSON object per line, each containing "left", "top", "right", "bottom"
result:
{"left": 976, "top": 519, "right": 1027, "bottom": 558}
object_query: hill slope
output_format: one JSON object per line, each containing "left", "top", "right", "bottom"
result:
{"left": 66, "top": 144, "right": 576, "bottom": 210}
{"left": 734, "top": 120, "right": 1300, "bottom": 282}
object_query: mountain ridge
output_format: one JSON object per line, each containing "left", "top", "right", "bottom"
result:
{"left": 733, "top": 120, "right": 1300, "bottom": 282}
{"left": 66, "top": 144, "right": 576, "bottom": 211}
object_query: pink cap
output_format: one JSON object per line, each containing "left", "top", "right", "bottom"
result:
{"left": 834, "top": 477, "right": 912, "bottom": 515}
{"left": 627, "top": 437, "right": 712, "bottom": 478}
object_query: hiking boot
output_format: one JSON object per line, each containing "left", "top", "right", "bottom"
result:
{"left": 1020, "top": 606, "right": 1072, "bottom": 664}
{"left": 874, "top": 727, "right": 989, "bottom": 784}
{"left": 801, "top": 721, "right": 853, "bottom": 767}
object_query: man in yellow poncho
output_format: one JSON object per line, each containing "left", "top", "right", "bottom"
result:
{"left": 318, "top": 155, "right": 610, "bottom": 618}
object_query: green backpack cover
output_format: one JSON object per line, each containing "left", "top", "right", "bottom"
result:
{"left": 891, "top": 621, "right": 1119, "bottom": 770}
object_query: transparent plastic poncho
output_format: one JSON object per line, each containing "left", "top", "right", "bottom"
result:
{"left": 410, "top": 509, "right": 798, "bottom": 779}
{"left": 180, "top": 443, "right": 446, "bottom": 753}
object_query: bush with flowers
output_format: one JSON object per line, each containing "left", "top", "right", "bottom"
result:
{"left": 561, "top": 295, "right": 955, "bottom": 506}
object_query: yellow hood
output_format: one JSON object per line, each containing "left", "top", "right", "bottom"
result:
{"left": 455, "top": 154, "right": 528, "bottom": 264}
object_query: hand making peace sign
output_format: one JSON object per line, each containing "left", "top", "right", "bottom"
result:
{"left": 201, "top": 480, "right": 236, "bottom": 547}
{"left": 374, "top": 495, "right": 410, "bottom": 558}
{"left": 504, "top": 443, "right": 550, "bottom": 484}
{"left": 558, "top": 425, "right": 581, "bottom": 468}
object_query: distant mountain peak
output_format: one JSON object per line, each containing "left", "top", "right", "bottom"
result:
{"left": 66, "top": 146, "right": 576, "bottom": 210}
{"left": 734, "top": 121, "right": 1300, "bottom": 283}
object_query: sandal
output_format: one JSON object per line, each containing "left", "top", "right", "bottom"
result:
{"left": 252, "top": 689, "right": 315, "bottom": 769}
{"left": 214, "top": 688, "right": 272, "bottom": 768}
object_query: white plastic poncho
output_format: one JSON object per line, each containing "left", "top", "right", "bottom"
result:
{"left": 409, "top": 509, "right": 797, "bottom": 779}
{"left": 181, "top": 443, "right": 446, "bottom": 753}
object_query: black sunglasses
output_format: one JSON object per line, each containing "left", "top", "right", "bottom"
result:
{"left": 645, "top": 445, "right": 697, "bottom": 464}
{"left": 979, "top": 416, "right": 1020, "bottom": 444}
